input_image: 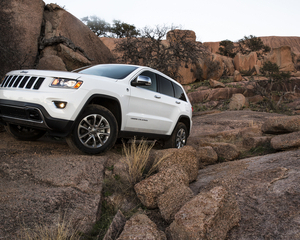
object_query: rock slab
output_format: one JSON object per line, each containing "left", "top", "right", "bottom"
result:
{"left": 190, "top": 149, "right": 300, "bottom": 239}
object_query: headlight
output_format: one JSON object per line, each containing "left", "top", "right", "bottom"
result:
{"left": 50, "top": 78, "right": 83, "bottom": 89}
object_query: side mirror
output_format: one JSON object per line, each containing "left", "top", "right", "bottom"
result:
{"left": 131, "top": 75, "right": 152, "bottom": 86}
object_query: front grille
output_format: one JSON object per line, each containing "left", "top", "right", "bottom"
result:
{"left": 0, "top": 75, "right": 45, "bottom": 90}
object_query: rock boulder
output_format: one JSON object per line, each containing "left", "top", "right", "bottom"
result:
{"left": 134, "top": 165, "right": 189, "bottom": 209}
{"left": 197, "top": 146, "right": 218, "bottom": 166}
{"left": 228, "top": 93, "right": 247, "bottom": 110}
{"left": 117, "top": 214, "right": 166, "bottom": 240}
{"left": 0, "top": 0, "right": 45, "bottom": 78}
{"left": 210, "top": 142, "right": 240, "bottom": 161}
{"left": 190, "top": 150, "right": 300, "bottom": 239}
{"left": 156, "top": 146, "right": 199, "bottom": 182}
{"left": 233, "top": 70, "right": 242, "bottom": 82}
{"left": 264, "top": 45, "right": 296, "bottom": 72}
{"left": 167, "top": 186, "right": 241, "bottom": 240}
{"left": 38, "top": 4, "right": 114, "bottom": 71}
{"left": 234, "top": 52, "right": 257, "bottom": 72}
{"left": 157, "top": 184, "right": 194, "bottom": 222}
{"left": 271, "top": 131, "right": 300, "bottom": 150}
{"left": 261, "top": 115, "right": 300, "bottom": 134}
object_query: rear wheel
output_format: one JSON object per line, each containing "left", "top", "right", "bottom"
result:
{"left": 66, "top": 105, "right": 118, "bottom": 155}
{"left": 5, "top": 124, "right": 46, "bottom": 141}
{"left": 164, "top": 122, "right": 187, "bottom": 149}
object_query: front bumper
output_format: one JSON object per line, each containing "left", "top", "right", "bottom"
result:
{"left": 0, "top": 99, "right": 74, "bottom": 137}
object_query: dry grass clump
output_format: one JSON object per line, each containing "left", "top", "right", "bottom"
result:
{"left": 122, "top": 138, "right": 168, "bottom": 186}
{"left": 21, "top": 214, "right": 81, "bottom": 240}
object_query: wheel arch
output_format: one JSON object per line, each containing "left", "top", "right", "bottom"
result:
{"left": 75, "top": 94, "right": 122, "bottom": 131}
{"left": 177, "top": 115, "right": 191, "bottom": 137}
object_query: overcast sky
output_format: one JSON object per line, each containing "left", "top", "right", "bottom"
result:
{"left": 44, "top": 0, "right": 300, "bottom": 42}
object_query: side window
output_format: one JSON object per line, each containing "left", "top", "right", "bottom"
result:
{"left": 136, "top": 71, "right": 157, "bottom": 92}
{"left": 157, "top": 74, "right": 174, "bottom": 97}
{"left": 172, "top": 82, "right": 187, "bottom": 101}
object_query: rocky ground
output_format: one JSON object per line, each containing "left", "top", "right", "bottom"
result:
{"left": 0, "top": 110, "right": 300, "bottom": 239}
{"left": 0, "top": 129, "right": 121, "bottom": 239}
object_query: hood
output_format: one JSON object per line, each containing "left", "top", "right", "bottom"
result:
{"left": 7, "top": 69, "right": 83, "bottom": 80}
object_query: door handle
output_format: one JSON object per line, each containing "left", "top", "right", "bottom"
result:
{"left": 155, "top": 95, "right": 161, "bottom": 99}
{"left": 176, "top": 101, "right": 181, "bottom": 104}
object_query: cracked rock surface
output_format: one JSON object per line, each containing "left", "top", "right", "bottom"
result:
{"left": 0, "top": 131, "right": 109, "bottom": 239}
{"left": 190, "top": 149, "right": 300, "bottom": 240}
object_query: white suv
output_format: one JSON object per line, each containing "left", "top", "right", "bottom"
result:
{"left": 0, "top": 64, "right": 192, "bottom": 154}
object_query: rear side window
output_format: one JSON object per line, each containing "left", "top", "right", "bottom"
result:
{"left": 172, "top": 82, "right": 187, "bottom": 101}
{"left": 157, "top": 75, "right": 174, "bottom": 97}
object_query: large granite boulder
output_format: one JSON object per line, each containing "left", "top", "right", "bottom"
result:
{"left": 167, "top": 186, "right": 241, "bottom": 240}
{"left": 234, "top": 52, "right": 257, "bottom": 72}
{"left": 264, "top": 45, "right": 296, "bottom": 72}
{"left": 38, "top": 4, "right": 114, "bottom": 71}
{"left": 0, "top": 1, "right": 114, "bottom": 78}
{"left": 0, "top": 0, "right": 45, "bottom": 78}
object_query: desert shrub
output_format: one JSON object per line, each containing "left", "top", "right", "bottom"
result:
{"left": 240, "top": 68, "right": 256, "bottom": 76}
{"left": 218, "top": 40, "right": 236, "bottom": 58}
{"left": 260, "top": 61, "right": 279, "bottom": 75}
{"left": 251, "top": 61, "right": 291, "bottom": 112}
{"left": 192, "top": 65, "right": 204, "bottom": 81}
{"left": 193, "top": 104, "right": 208, "bottom": 112}
{"left": 238, "top": 35, "right": 271, "bottom": 55}
{"left": 296, "top": 56, "right": 300, "bottom": 71}
{"left": 220, "top": 78, "right": 233, "bottom": 84}
{"left": 206, "top": 58, "right": 221, "bottom": 79}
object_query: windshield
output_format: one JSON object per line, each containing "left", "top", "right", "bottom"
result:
{"left": 74, "top": 64, "right": 138, "bottom": 79}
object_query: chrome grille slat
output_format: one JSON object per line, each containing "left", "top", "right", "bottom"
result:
{"left": 13, "top": 76, "right": 24, "bottom": 88}
{"left": 3, "top": 75, "right": 13, "bottom": 87}
{"left": 0, "top": 75, "right": 45, "bottom": 90}
{"left": 1, "top": 76, "right": 9, "bottom": 87}
{"left": 19, "top": 76, "right": 30, "bottom": 88}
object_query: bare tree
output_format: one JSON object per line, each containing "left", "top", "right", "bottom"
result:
{"left": 251, "top": 61, "right": 293, "bottom": 111}
{"left": 114, "top": 26, "right": 206, "bottom": 80}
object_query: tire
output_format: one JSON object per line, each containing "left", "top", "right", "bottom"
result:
{"left": 66, "top": 105, "right": 118, "bottom": 155}
{"left": 5, "top": 124, "right": 46, "bottom": 141}
{"left": 164, "top": 122, "right": 187, "bottom": 149}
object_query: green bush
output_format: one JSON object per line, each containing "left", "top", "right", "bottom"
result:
{"left": 218, "top": 40, "right": 236, "bottom": 58}
{"left": 238, "top": 35, "right": 271, "bottom": 55}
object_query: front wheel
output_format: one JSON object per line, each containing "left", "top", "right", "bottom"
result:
{"left": 66, "top": 105, "right": 118, "bottom": 155}
{"left": 5, "top": 124, "right": 46, "bottom": 141}
{"left": 164, "top": 122, "right": 187, "bottom": 149}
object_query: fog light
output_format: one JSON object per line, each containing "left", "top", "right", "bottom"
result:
{"left": 53, "top": 101, "right": 67, "bottom": 109}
